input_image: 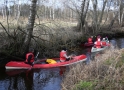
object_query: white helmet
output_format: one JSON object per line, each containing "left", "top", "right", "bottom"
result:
{"left": 103, "top": 38, "right": 105, "bottom": 40}
{"left": 98, "top": 38, "right": 100, "bottom": 41}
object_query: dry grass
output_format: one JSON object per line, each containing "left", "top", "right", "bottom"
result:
{"left": 0, "top": 15, "right": 80, "bottom": 44}
{"left": 61, "top": 48, "right": 124, "bottom": 90}
{"left": 0, "top": 16, "right": 77, "bottom": 28}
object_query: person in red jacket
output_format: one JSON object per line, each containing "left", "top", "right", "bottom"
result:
{"left": 88, "top": 36, "right": 93, "bottom": 44}
{"left": 25, "top": 48, "right": 34, "bottom": 66}
{"left": 60, "top": 47, "right": 71, "bottom": 62}
{"left": 96, "top": 35, "right": 101, "bottom": 41}
{"left": 94, "top": 38, "right": 102, "bottom": 48}
{"left": 101, "top": 38, "right": 107, "bottom": 46}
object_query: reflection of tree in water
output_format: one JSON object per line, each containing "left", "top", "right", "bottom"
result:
{"left": 4, "top": 70, "right": 33, "bottom": 90}
{"left": 7, "top": 76, "right": 26, "bottom": 90}
{"left": 3, "top": 68, "right": 62, "bottom": 90}
{"left": 33, "top": 68, "right": 61, "bottom": 90}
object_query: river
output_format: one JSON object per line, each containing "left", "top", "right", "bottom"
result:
{"left": 0, "top": 37, "right": 123, "bottom": 90}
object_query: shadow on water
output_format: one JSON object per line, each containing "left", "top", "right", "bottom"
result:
{"left": 0, "top": 37, "right": 124, "bottom": 90}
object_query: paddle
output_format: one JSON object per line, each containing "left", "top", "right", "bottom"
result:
{"left": 32, "top": 52, "right": 39, "bottom": 65}
{"left": 68, "top": 54, "right": 76, "bottom": 60}
{"left": 34, "top": 52, "right": 39, "bottom": 61}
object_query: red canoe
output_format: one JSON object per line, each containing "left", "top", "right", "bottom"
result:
{"left": 5, "top": 54, "right": 87, "bottom": 70}
{"left": 6, "top": 69, "right": 27, "bottom": 76}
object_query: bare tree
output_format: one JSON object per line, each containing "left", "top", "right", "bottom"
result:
{"left": 108, "top": 10, "right": 118, "bottom": 30}
{"left": 16, "top": 0, "right": 21, "bottom": 25}
{"left": 22, "top": 0, "right": 37, "bottom": 54}
{"left": 107, "top": 0, "right": 119, "bottom": 30}
{"left": 51, "top": 0, "right": 55, "bottom": 20}
{"left": 118, "top": 0, "right": 124, "bottom": 26}
{"left": 91, "top": 0, "right": 98, "bottom": 33}
{"left": 77, "top": 0, "right": 90, "bottom": 34}
{"left": 98, "top": 0, "right": 108, "bottom": 30}
{"left": 1, "top": 5, "right": 5, "bottom": 19}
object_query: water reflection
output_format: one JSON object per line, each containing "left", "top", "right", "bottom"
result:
{"left": 0, "top": 72, "right": 26, "bottom": 90}
{"left": 110, "top": 39, "right": 117, "bottom": 48}
{"left": 85, "top": 48, "right": 92, "bottom": 64}
{"left": 1, "top": 67, "right": 64, "bottom": 90}
{"left": 33, "top": 68, "right": 62, "bottom": 90}
{"left": 111, "top": 38, "right": 124, "bottom": 49}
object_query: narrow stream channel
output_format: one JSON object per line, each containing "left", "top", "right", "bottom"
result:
{"left": 0, "top": 37, "right": 123, "bottom": 90}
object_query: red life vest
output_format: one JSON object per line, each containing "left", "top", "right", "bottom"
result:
{"left": 60, "top": 51, "right": 67, "bottom": 62}
{"left": 101, "top": 41, "right": 106, "bottom": 46}
{"left": 88, "top": 38, "right": 93, "bottom": 43}
{"left": 95, "top": 41, "right": 101, "bottom": 48}
{"left": 25, "top": 52, "right": 34, "bottom": 63}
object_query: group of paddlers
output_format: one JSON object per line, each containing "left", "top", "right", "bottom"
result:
{"left": 88, "top": 35, "right": 109, "bottom": 48}
{"left": 25, "top": 47, "right": 74, "bottom": 66}
{"left": 25, "top": 35, "right": 110, "bottom": 66}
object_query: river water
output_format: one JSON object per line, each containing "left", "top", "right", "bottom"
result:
{"left": 0, "top": 37, "right": 123, "bottom": 90}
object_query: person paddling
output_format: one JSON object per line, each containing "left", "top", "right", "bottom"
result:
{"left": 105, "top": 36, "right": 109, "bottom": 42}
{"left": 60, "top": 47, "right": 71, "bottom": 62}
{"left": 96, "top": 35, "right": 101, "bottom": 41}
{"left": 88, "top": 36, "right": 93, "bottom": 44}
{"left": 101, "top": 38, "right": 107, "bottom": 46}
{"left": 94, "top": 38, "right": 102, "bottom": 48}
{"left": 25, "top": 48, "right": 35, "bottom": 66}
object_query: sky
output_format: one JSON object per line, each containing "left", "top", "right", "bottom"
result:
{"left": 0, "top": 0, "right": 111, "bottom": 10}
{"left": 0, "top": 0, "right": 63, "bottom": 8}
{"left": 0, "top": 0, "right": 30, "bottom": 7}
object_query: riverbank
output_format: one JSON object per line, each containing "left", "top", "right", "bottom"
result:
{"left": 0, "top": 20, "right": 124, "bottom": 66}
{"left": 76, "top": 25, "right": 124, "bottom": 45}
{"left": 97, "top": 26, "right": 124, "bottom": 38}
{"left": 61, "top": 47, "right": 124, "bottom": 90}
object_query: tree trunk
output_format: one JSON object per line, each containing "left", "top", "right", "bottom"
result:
{"left": 98, "top": 0, "right": 107, "bottom": 24}
{"left": 52, "top": 7, "right": 55, "bottom": 20}
{"left": 83, "top": 0, "right": 90, "bottom": 33}
{"left": 50, "top": 7, "right": 52, "bottom": 20}
{"left": 108, "top": 11, "right": 118, "bottom": 30}
{"left": 22, "top": 0, "right": 37, "bottom": 55}
{"left": 77, "top": 0, "right": 89, "bottom": 34}
{"left": 16, "top": 0, "right": 21, "bottom": 25}
{"left": 14, "top": 0, "right": 17, "bottom": 19}
{"left": 91, "top": 0, "right": 98, "bottom": 33}
{"left": 2, "top": 5, "right": 5, "bottom": 19}
{"left": 78, "top": 0, "right": 86, "bottom": 31}
{"left": 118, "top": 0, "right": 124, "bottom": 26}
{"left": 98, "top": 0, "right": 107, "bottom": 32}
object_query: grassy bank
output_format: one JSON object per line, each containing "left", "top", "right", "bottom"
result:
{"left": 61, "top": 48, "right": 124, "bottom": 90}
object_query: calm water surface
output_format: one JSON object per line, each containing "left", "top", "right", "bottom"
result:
{"left": 0, "top": 37, "right": 124, "bottom": 90}
{"left": 0, "top": 67, "right": 64, "bottom": 90}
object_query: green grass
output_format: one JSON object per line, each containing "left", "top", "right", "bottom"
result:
{"left": 104, "top": 58, "right": 113, "bottom": 65}
{"left": 115, "top": 55, "right": 124, "bottom": 68}
{"left": 75, "top": 81, "right": 94, "bottom": 90}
